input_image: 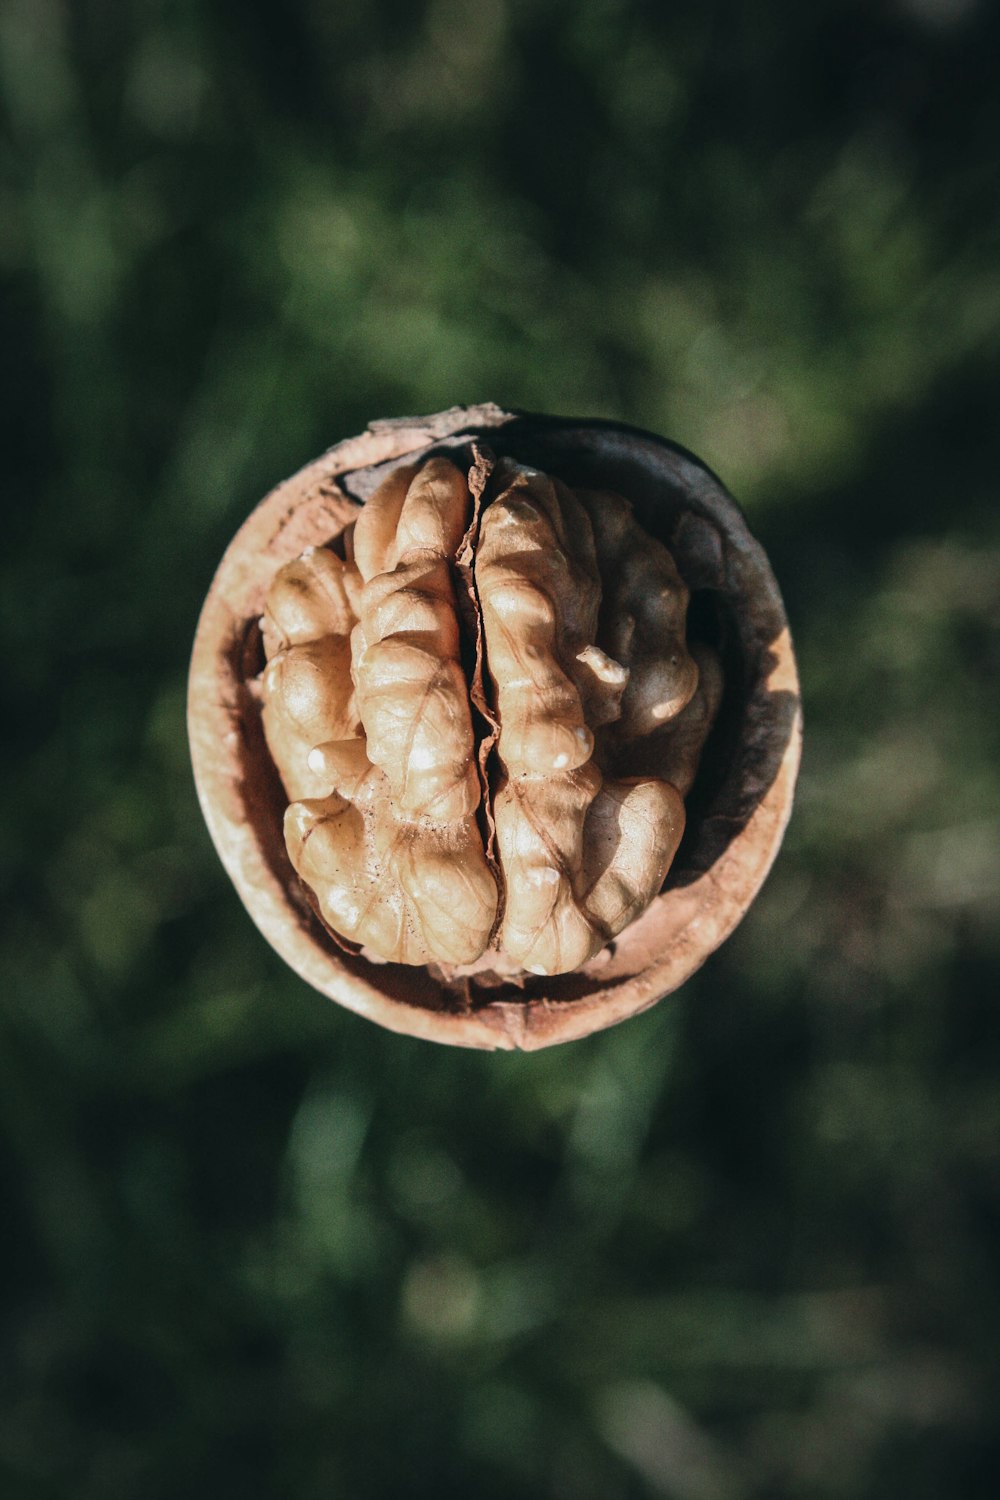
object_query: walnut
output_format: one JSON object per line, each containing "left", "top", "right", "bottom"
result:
{"left": 188, "top": 406, "right": 801, "bottom": 1049}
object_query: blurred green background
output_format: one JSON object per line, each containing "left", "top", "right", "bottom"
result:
{"left": 2, "top": 0, "right": 1000, "bottom": 1495}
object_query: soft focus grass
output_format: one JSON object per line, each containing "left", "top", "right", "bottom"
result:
{"left": 2, "top": 1, "right": 1000, "bottom": 1496}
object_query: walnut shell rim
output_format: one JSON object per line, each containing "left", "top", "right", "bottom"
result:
{"left": 187, "top": 405, "right": 801, "bottom": 1051}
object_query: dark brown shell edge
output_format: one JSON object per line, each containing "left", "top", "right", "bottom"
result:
{"left": 187, "top": 404, "right": 802, "bottom": 1050}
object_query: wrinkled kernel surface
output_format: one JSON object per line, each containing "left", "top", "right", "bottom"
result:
{"left": 260, "top": 455, "right": 721, "bottom": 974}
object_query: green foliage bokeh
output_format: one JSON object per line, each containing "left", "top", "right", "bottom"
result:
{"left": 2, "top": 0, "right": 999, "bottom": 1495}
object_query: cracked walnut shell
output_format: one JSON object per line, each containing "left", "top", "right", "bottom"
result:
{"left": 188, "top": 406, "right": 801, "bottom": 1050}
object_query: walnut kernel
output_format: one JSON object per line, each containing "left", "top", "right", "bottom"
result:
{"left": 260, "top": 450, "right": 716, "bottom": 977}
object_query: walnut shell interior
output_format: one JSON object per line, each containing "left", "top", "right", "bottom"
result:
{"left": 187, "top": 405, "right": 801, "bottom": 1050}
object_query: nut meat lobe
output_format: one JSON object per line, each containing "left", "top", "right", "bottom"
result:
{"left": 476, "top": 464, "right": 687, "bottom": 975}
{"left": 264, "top": 459, "right": 498, "bottom": 966}
{"left": 261, "top": 456, "right": 721, "bottom": 974}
